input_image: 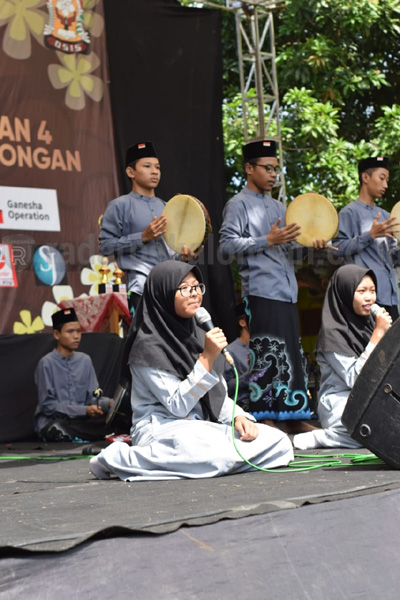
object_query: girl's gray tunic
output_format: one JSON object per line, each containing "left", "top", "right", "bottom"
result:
{"left": 96, "top": 359, "right": 294, "bottom": 480}
{"left": 293, "top": 342, "right": 375, "bottom": 449}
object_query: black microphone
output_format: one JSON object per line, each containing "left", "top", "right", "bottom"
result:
{"left": 194, "top": 307, "right": 235, "bottom": 366}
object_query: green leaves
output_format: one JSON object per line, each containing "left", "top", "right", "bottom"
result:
{"left": 221, "top": 0, "right": 400, "bottom": 207}
{"left": 178, "top": 0, "right": 400, "bottom": 208}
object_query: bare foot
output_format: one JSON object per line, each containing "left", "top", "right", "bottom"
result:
{"left": 90, "top": 456, "right": 111, "bottom": 479}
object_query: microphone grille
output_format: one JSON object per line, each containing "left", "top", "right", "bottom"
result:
{"left": 370, "top": 303, "right": 380, "bottom": 317}
{"left": 194, "top": 307, "right": 211, "bottom": 325}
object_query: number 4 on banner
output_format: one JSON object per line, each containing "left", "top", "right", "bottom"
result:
{"left": 37, "top": 121, "right": 52, "bottom": 145}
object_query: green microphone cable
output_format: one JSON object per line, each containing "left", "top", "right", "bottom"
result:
{"left": 0, "top": 372, "right": 383, "bottom": 469}
{"left": 0, "top": 455, "right": 90, "bottom": 461}
{"left": 229, "top": 364, "right": 382, "bottom": 472}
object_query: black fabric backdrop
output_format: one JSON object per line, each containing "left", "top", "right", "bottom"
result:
{"left": 103, "top": 0, "right": 236, "bottom": 337}
{"left": 2, "top": 488, "right": 400, "bottom": 598}
{"left": 0, "top": 333, "right": 124, "bottom": 442}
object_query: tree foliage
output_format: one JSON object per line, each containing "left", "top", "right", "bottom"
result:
{"left": 274, "top": 0, "right": 400, "bottom": 209}
{"left": 180, "top": 0, "right": 400, "bottom": 210}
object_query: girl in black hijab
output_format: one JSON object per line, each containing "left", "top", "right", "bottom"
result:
{"left": 91, "top": 260, "right": 293, "bottom": 480}
{"left": 294, "top": 264, "right": 392, "bottom": 449}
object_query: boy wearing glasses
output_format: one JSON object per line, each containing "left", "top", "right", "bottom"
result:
{"left": 219, "top": 140, "right": 317, "bottom": 433}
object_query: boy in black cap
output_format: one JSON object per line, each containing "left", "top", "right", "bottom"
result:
{"left": 34, "top": 308, "right": 112, "bottom": 442}
{"left": 100, "top": 140, "right": 189, "bottom": 314}
{"left": 334, "top": 156, "right": 399, "bottom": 319}
{"left": 219, "top": 139, "right": 325, "bottom": 432}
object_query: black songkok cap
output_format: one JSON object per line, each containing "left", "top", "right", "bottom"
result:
{"left": 125, "top": 141, "right": 158, "bottom": 167}
{"left": 235, "top": 301, "right": 246, "bottom": 318}
{"left": 358, "top": 156, "right": 389, "bottom": 175}
{"left": 52, "top": 307, "right": 79, "bottom": 329}
{"left": 242, "top": 140, "right": 277, "bottom": 161}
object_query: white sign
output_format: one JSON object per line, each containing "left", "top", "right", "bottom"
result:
{"left": 0, "top": 185, "right": 60, "bottom": 231}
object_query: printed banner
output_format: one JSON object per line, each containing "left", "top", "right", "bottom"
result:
{"left": 0, "top": 186, "right": 60, "bottom": 231}
{"left": 0, "top": 244, "right": 18, "bottom": 287}
{"left": 0, "top": 0, "right": 119, "bottom": 334}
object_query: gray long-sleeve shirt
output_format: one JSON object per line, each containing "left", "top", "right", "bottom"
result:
{"left": 333, "top": 199, "right": 398, "bottom": 306}
{"left": 317, "top": 342, "right": 376, "bottom": 431}
{"left": 129, "top": 360, "right": 251, "bottom": 443}
{"left": 34, "top": 349, "right": 109, "bottom": 434}
{"left": 99, "top": 191, "right": 176, "bottom": 294}
{"left": 293, "top": 342, "right": 376, "bottom": 449}
{"left": 219, "top": 187, "right": 298, "bottom": 302}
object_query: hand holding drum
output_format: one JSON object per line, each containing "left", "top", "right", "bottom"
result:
{"left": 162, "top": 194, "right": 213, "bottom": 255}
{"left": 142, "top": 215, "right": 167, "bottom": 243}
{"left": 267, "top": 218, "right": 301, "bottom": 245}
{"left": 389, "top": 201, "right": 400, "bottom": 241}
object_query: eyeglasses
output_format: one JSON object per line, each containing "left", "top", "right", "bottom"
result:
{"left": 176, "top": 283, "right": 206, "bottom": 297}
{"left": 253, "top": 163, "right": 281, "bottom": 175}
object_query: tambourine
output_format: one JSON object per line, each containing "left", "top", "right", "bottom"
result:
{"left": 285, "top": 192, "right": 338, "bottom": 247}
{"left": 390, "top": 201, "right": 400, "bottom": 242}
{"left": 162, "top": 194, "right": 212, "bottom": 252}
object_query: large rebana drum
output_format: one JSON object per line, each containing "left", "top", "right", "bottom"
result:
{"left": 390, "top": 201, "right": 400, "bottom": 242}
{"left": 162, "top": 194, "right": 212, "bottom": 253}
{"left": 285, "top": 192, "right": 338, "bottom": 247}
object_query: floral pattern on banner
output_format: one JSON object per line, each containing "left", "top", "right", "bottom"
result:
{"left": 47, "top": 50, "right": 104, "bottom": 110}
{"left": 13, "top": 310, "right": 45, "bottom": 334}
{"left": 0, "top": 0, "right": 46, "bottom": 60}
{"left": 82, "top": 0, "right": 104, "bottom": 38}
{"left": 0, "top": 0, "right": 104, "bottom": 111}
{"left": 80, "top": 254, "right": 116, "bottom": 296}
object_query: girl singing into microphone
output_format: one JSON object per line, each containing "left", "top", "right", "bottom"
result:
{"left": 90, "top": 261, "right": 293, "bottom": 480}
{"left": 294, "top": 264, "right": 392, "bottom": 450}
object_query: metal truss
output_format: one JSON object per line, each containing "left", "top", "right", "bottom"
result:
{"left": 233, "top": 2, "right": 286, "bottom": 201}
{"left": 188, "top": 1, "right": 287, "bottom": 201}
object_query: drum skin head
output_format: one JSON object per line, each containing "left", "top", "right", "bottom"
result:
{"left": 390, "top": 201, "right": 400, "bottom": 242}
{"left": 163, "top": 194, "right": 207, "bottom": 252}
{"left": 285, "top": 192, "right": 338, "bottom": 247}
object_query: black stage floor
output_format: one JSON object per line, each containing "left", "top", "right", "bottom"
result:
{"left": 1, "top": 441, "right": 400, "bottom": 598}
